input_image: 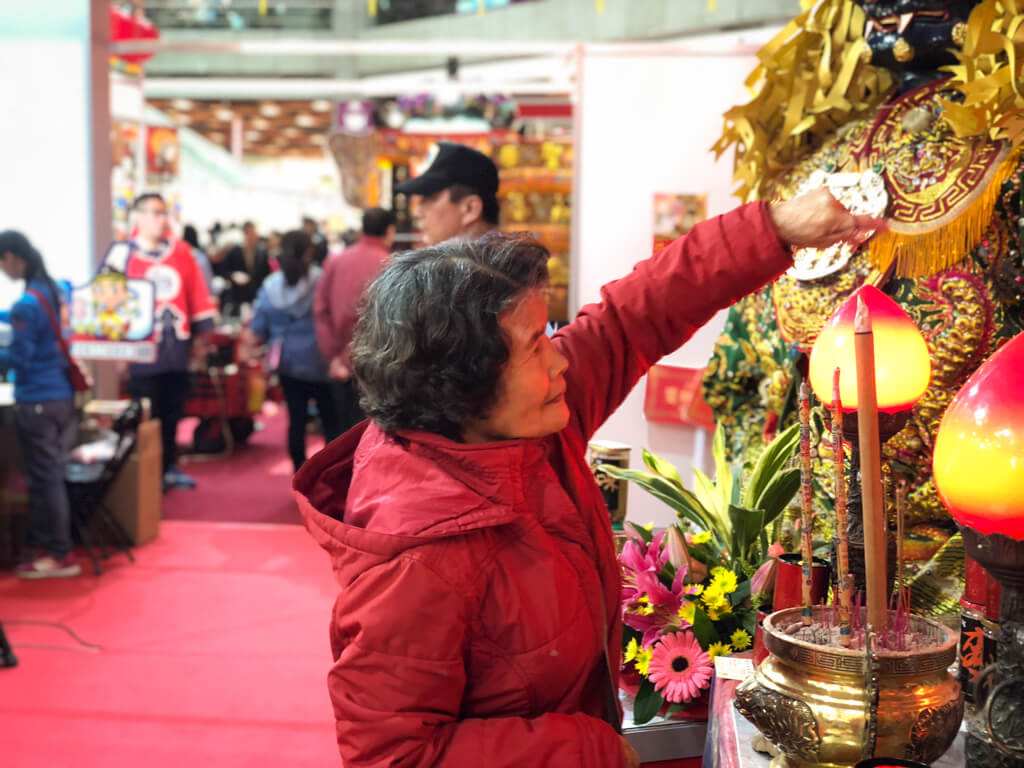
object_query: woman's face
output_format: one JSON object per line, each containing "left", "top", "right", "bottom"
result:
{"left": 0, "top": 252, "right": 25, "bottom": 280}
{"left": 463, "top": 290, "right": 570, "bottom": 443}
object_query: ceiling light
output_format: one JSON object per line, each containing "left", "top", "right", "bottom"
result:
{"left": 310, "top": 134, "right": 326, "bottom": 145}
{"left": 311, "top": 99, "right": 332, "bottom": 113}
{"left": 295, "top": 114, "right": 315, "bottom": 128}
{"left": 251, "top": 117, "right": 270, "bottom": 130}
{"left": 259, "top": 102, "right": 281, "bottom": 117}
{"left": 172, "top": 99, "right": 193, "bottom": 111}
{"left": 215, "top": 107, "right": 233, "bottom": 121}
{"left": 245, "top": 130, "right": 262, "bottom": 141}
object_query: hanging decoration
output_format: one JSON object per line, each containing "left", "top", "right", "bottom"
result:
{"left": 108, "top": 3, "right": 159, "bottom": 66}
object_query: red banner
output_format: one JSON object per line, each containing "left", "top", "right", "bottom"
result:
{"left": 644, "top": 364, "right": 715, "bottom": 431}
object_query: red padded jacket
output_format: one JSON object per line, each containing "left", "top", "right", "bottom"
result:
{"left": 294, "top": 202, "right": 791, "bottom": 767}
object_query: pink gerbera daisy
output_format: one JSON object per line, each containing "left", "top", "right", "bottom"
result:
{"left": 647, "top": 631, "right": 714, "bottom": 704}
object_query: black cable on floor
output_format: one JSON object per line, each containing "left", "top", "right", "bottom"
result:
{"left": 4, "top": 620, "right": 103, "bottom": 653}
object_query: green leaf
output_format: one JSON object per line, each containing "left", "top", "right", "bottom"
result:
{"left": 730, "top": 466, "right": 742, "bottom": 507}
{"left": 693, "top": 468, "right": 724, "bottom": 523}
{"left": 729, "top": 577, "right": 752, "bottom": 608}
{"left": 728, "top": 504, "right": 765, "bottom": 563}
{"left": 642, "top": 449, "right": 684, "bottom": 488}
{"left": 743, "top": 422, "right": 800, "bottom": 510}
{"left": 599, "top": 465, "right": 726, "bottom": 544}
{"left": 742, "top": 610, "right": 757, "bottom": 638}
{"left": 690, "top": 606, "right": 720, "bottom": 649}
{"left": 624, "top": 520, "right": 653, "bottom": 544}
{"left": 632, "top": 677, "right": 662, "bottom": 725}
{"left": 712, "top": 425, "right": 734, "bottom": 511}
{"left": 755, "top": 467, "right": 801, "bottom": 527}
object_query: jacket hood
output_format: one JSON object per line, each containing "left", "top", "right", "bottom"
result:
{"left": 264, "top": 266, "right": 320, "bottom": 317}
{"left": 294, "top": 422, "right": 549, "bottom": 585}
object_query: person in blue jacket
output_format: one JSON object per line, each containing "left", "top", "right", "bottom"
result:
{"left": 0, "top": 230, "right": 79, "bottom": 579}
{"left": 249, "top": 230, "right": 340, "bottom": 472}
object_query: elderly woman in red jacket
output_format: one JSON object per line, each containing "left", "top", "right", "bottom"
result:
{"left": 293, "top": 188, "right": 881, "bottom": 768}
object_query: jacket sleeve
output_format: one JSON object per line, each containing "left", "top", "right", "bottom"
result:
{"left": 179, "top": 241, "right": 216, "bottom": 326}
{"left": 555, "top": 201, "right": 792, "bottom": 442}
{"left": 1, "top": 298, "right": 40, "bottom": 375}
{"left": 328, "top": 558, "right": 625, "bottom": 768}
{"left": 248, "top": 287, "right": 271, "bottom": 343}
{"left": 313, "top": 260, "right": 337, "bottom": 361}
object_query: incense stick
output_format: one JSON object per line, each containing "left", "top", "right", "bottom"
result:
{"left": 854, "top": 295, "right": 888, "bottom": 635}
{"left": 799, "top": 381, "right": 815, "bottom": 626}
{"left": 832, "top": 367, "right": 853, "bottom": 647}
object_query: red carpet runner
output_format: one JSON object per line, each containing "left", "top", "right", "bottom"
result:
{"left": 0, "top": 520, "right": 339, "bottom": 767}
{"left": 164, "top": 403, "right": 327, "bottom": 525}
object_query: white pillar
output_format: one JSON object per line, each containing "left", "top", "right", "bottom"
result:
{"left": 0, "top": 0, "right": 111, "bottom": 287}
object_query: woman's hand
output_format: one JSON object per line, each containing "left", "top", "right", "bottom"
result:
{"left": 768, "top": 187, "right": 887, "bottom": 250}
{"left": 620, "top": 735, "right": 641, "bottom": 768}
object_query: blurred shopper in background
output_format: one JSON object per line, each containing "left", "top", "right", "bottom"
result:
{"left": 302, "top": 216, "right": 329, "bottom": 265}
{"left": 182, "top": 224, "right": 218, "bottom": 298}
{"left": 213, "top": 221, "right": 271, "bottom": 315}
{"left": 251, "top": 230, "right": 340, "bottom": 472}
{"left": 395, "top": 141, "right": 500, "bottom": 245}
{"left": 122, "top": 193, "right": 216, "bottom": 491}
{"left": 314, "top": 207, "right": 395, "bottom": 434}
{"left": 0, "top": 231, "right": 79, "bottom": 578}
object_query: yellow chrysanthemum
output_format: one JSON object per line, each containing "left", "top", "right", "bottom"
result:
{"left": 678, "top": 601, "right": 696, "bottom": 625}
{"left": 701, "top": 584, "right": 722, "bottom": 605}
{"left": 642, "top": 521, "right": 654, "bottom": 532}
{"left": 710, "top": 567, "right": 738, "bottom": 595}
{"left": 692, "top": 531, "right": 712, "bottom": 545}
{"left": 707, "top": 641, "right": 732, "bottom": 660}
{"left": 705, "top": 598, "right": 732, "bottom": 622}
{"left": 635, "top": 646, "right": 653, "bottom": 676}
{"left": 730, "top": 629, "right": 753, "bottom": 651}
{"left": 624, "top": 637, "right": 639, "bottom": 664}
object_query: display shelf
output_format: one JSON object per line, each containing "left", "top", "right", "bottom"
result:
{"left": 622, "top": 691, "right": 708, "bottom": 764}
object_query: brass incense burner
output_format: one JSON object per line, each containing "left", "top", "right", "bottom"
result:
{"left": 735, "top": 606, "right": 962, "bottom": 768}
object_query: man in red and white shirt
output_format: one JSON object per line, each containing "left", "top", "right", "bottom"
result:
{"left": 123, "top": 193, "right": 216, "bottom": 490}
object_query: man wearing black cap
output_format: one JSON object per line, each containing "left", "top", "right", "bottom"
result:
{"left": 394, "top": 141, "right": 500, "bottom": 246}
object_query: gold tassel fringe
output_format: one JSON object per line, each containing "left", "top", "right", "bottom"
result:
{"left": 866, "top": 148, "right": 1021, "bottom": 279}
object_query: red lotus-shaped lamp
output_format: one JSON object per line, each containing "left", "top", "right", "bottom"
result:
{"left": 934, "top": 331, "right": 1024, "bottom": 767}
{"left": 807, "top": 286, "right": 932, "bottom": 632}
{"left": 934, "top": 332, "right": 1024, "bottom": 541}
{"left": 809, "top": 285, "right": 931, "bottom": 415}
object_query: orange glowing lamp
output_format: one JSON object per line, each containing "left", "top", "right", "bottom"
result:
{"left": 809, "top": 285, "right": 930, "bottom": 413}
{"left": 933, "top": 332, "right": 1024, "bottom": 540}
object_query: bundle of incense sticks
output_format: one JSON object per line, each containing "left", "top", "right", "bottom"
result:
{"left": 894, "top": 479, "right": 911, "bottom": 618}
{"left": 798, "top": 381, "right": 815, "bottom": 626}
{"left": 832, "top": 368, "right": 853, "bottom": 647}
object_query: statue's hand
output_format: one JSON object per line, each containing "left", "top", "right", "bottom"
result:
{"left": 768, "top": 187, "right": 887, "bottom": 250}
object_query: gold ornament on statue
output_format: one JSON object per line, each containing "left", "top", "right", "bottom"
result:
{"left": 952, "top": 21, "right": 966, "bottom": 46}
{"left": 893, "top": 37, "right": 915, "bottom": 63}
{"left": 787, "top": 170, "right": 888, "bottom": 282}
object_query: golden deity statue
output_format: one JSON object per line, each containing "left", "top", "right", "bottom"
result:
{"left": 703, "top": 0, "right": 1024, "bottom": 615}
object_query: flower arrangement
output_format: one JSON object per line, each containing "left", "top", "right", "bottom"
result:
{"left": 602, "top": 423, "right": 801, "bottom": 723}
